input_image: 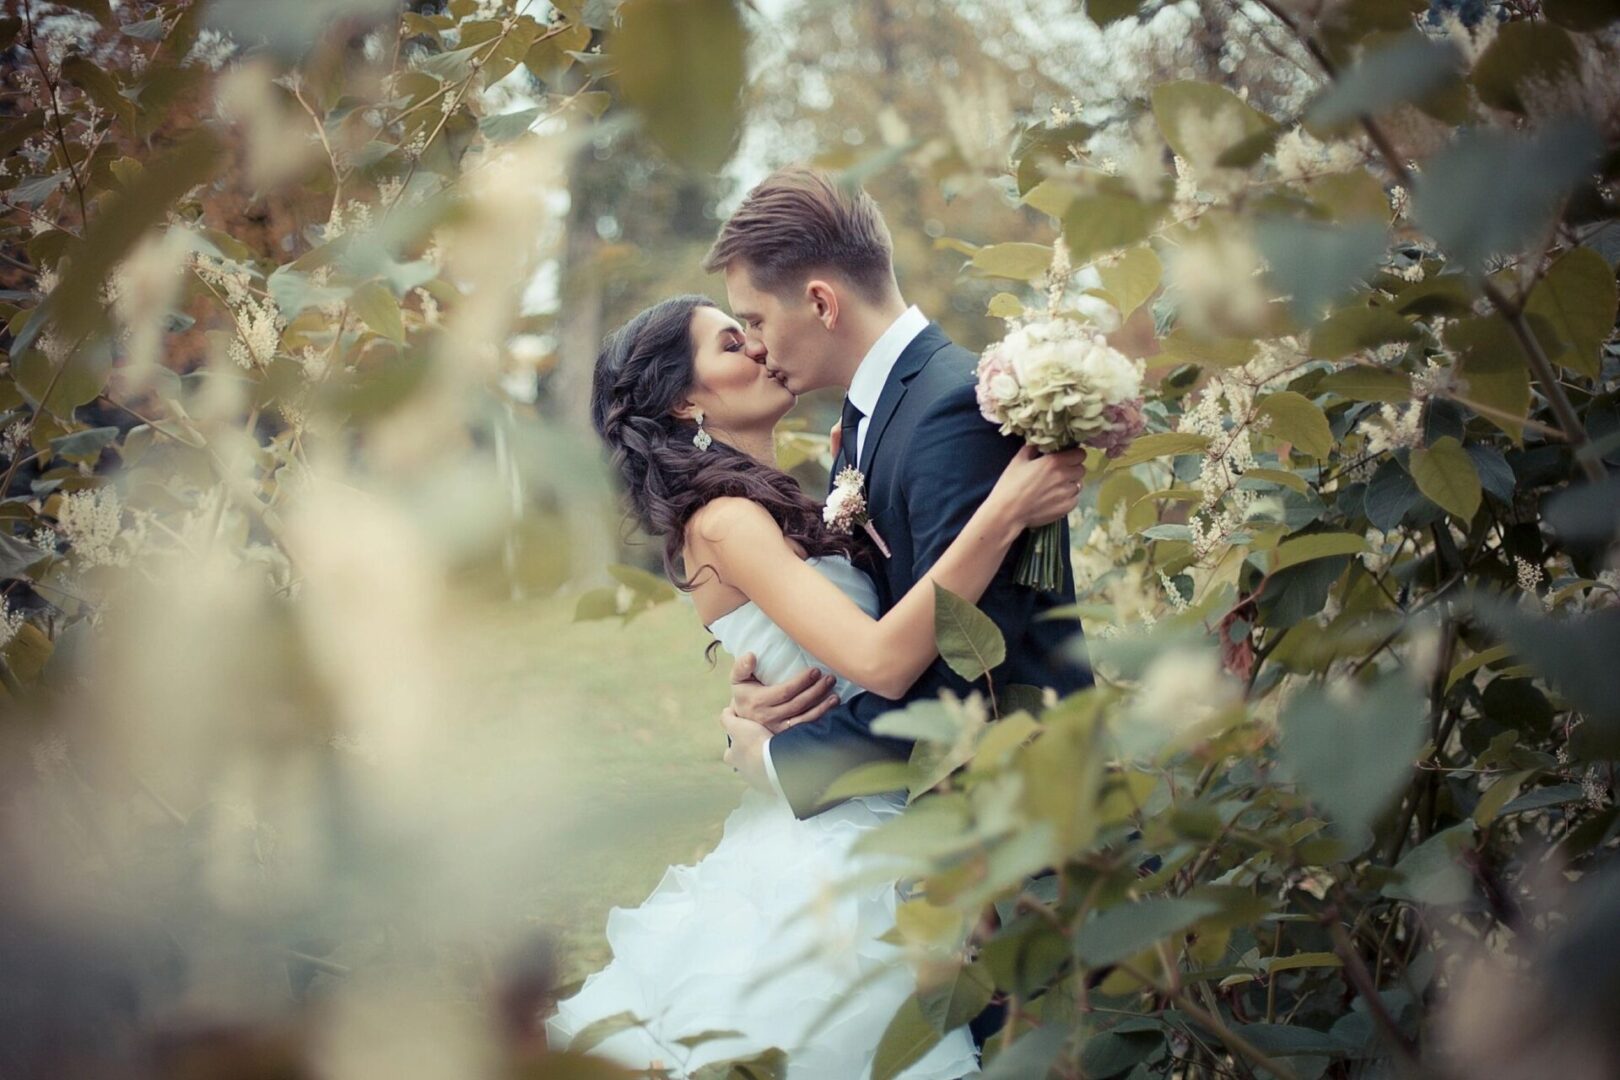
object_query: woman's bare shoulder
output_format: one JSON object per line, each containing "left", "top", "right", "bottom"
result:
{"left": 686, "top": 496, "right": 781, "bottom": 547}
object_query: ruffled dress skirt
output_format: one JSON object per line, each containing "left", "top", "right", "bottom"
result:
{"left": 545, "top": 788, "right": 979, "bottom": 1079}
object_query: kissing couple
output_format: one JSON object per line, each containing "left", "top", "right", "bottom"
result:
{"left": 546, "top": 165, "right": 1095, "bottom": 1078}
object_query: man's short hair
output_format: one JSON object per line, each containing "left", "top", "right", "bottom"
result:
{"left": 702, "top": 165, "right": 896, "bottom": 302}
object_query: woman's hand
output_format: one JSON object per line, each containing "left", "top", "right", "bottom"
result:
{"left": 988, "top": 443, "right": 1089, "bottom": 528}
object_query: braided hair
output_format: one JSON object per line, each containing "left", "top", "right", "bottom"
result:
{"left": 590, "top": 294, "right": 858, "bottom": 591}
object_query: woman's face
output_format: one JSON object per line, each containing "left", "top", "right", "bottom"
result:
{"left": 682, "top": 304, "right": 795, "bottom": 438}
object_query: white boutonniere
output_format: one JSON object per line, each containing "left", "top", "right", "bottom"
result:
{"left": 824, "top": 466, "right": 891, "bottom": 558}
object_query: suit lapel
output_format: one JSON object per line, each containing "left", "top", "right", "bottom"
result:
{"left": 856, "top": 323, "right": 951, "bottom": 481}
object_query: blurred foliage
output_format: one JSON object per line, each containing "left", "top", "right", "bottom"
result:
{"left": 596, "top": 1, "right": 1620, "bottom": 1078}
{"left": 4, "top": 0, "right": 1620, "bottom": 1078}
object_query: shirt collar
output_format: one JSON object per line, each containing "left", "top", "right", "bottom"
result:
{"left": 846, "top": 304, "right": 928, "bottom": 418}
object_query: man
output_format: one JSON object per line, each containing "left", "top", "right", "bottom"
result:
{"left": 705, "top": 165, "right": 1093, "bottom": 819}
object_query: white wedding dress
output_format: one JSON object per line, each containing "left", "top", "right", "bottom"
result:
{"left": 546, "top": 554, "right": 980, "bottom": 1079}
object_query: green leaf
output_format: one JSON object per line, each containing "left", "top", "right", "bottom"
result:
{"left": 1022, "top": 700, "right": 1106, "bottom": 856}
{"left": 970, "top": 243, "right": 1052, "bottom": 282}
{"left": 1062, "top": 193, "right": 1164, "bottom": 263}
{"left": 1410, "top": 436, "right": 1481, "bottom": 520}
{"left": 917, "top": 961, "right": 994, "bottom": 1034}
{"left": 1315, "top": 366, "right": 1411, "bottom": 402}
{"left": 1304, "top": 34, "right": 1464, "bottom": 132}
{"left": 1383, "top": 823, "right": 1476, "bottom": 905}
{"left": 872, "top": 699, "right": 960, "bottom": 744}
{"left": 1271, "top": 532, "right": 1370, "bottom": 572}
{"left": 477, "top": 105, "right": 542, "bottom": 142}
{"left": 1413, "top": 116, "right": 1604, "bottom": 276}
{"left": 573, "top": 586, "right": 619, "bottom": 622}
{"left": 1449, "top": 313, "right": 1530, "bottom": 443}
{"left": 1233, "top": 1023, "right": 1349, "bottom": 1057}
{"left": 1021, "top": 178, "right": 1075, "bottom": 218}
{"left": 1363, "top": 457, "right": 1423, "bottom": 530}
{"left": 1086, "top": 0, "right": 1142, "bottom": 25}
{"left": 611, "top": 0, "right": 745, "bottom": 171}
{"left": 7, "top": 170, "right": 68, "bottom": 208}
{"left": 1280, "top": 677, "right": 1425, "bottom": 844}
{"left": 267, "top": 265, "right": 347, "bottom": 318}
{"left": 14, "top": 337, "right": 115, "bottom": 418}
{"left": 1096, "top": 245, "right": 1163, "bottom": 319}
{"left": 1307, "top": 305, "right": 1418, "bottom": 360}
{"left": 1104, "top": 431, "right": 1210, "bottom": 469}
{"left": 1524, "top": 246, "right": 1616, "bottom": 379}
{"left": 1473, "top": 598, "right": 1620, "bottom": 750}
{"left": 820, "top": 760, "right": 912, "bottom": 802}
{"left": 1256, "top": 391, "right": 1333, "bottom": 459}
{"left": 1264, "top": 952, "right": 1344, "bottom": 973}
{"left": 871, "top": 995, "right": 944, "bottom": 1080}
{"left": 1074, "top": 896, "right": 1222, "bottom": 967}
{"left": 1151, "top": 81, "right": 1277, "bottom": 164}
{"left": 986, "top": 292, "right": 1024, "bottom": 319}
{"left": 1305, "top": 168, "right": 1393, "bottom": 223}
{"left": 1472, "top": 21, "right": 1580, "bottom": 114}
{"left": 1159, "top": 329, "right": 1255, "bottom": 368}
{"left": 1079, "top": 1029, "right": 1163, "bottom": 1078}
{"left": 1255, "top": 217, "right": 1387, "bottom": 324}
{"left": 934, "top": 584, "right": 1006, "bottom": 683}
{"left": 48, "top": 425, "right": 120, "bottom": 461}
{"left": 1498, "top": 782, "right": 1584, "bottom": 816}
{"left": 981, "top": 1022, "right": 1068, "bottom": 1079}
{"left": 1544, "top": 0, "right": 1620, "bottom": 30}
{"left": 675, "top": 1029, "right": 747, "bottom": 1049}
{"left": 350, "top": 281, "right": 405, "bottom": 343}
{"left": 567, "top": 1009, "right": 645, "bottom": 1054}
{"left": 0, "top": 531, "right": 49, "bottom": 580}
{"left": 691, "top": 1048, "right": 788, "bottom": 1080}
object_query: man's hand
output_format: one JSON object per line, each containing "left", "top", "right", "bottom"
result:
{"left": 728, "top": 652, "right": 840, "bottom": 735}
{"left": 721, "top": 707, "right": 773, "bottom": 792}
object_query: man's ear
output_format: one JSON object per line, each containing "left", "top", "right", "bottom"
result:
{"left": 805, "top": 279, "right": 840, "bottom": 331}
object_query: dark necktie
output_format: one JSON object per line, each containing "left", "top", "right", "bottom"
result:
{"left": 838, "top": 396, "right": 864, "bottom": 473}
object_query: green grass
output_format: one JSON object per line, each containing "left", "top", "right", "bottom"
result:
{"left": 445, "top": 590, "right": 742, "bottom": 983}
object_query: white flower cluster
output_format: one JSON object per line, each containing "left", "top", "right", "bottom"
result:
{"left": 194, "top": 253, "right": 287, "bottom": 370}
{"left": 1122, "top": 644, "right": 1241, "bottom": 757}
{"left": 1361, "top": 401, "right": 1425, "bottom": 456}
{"left": 56, "top": 487, "right": 131, "bottom": 568}
{"left": 1178, "top": 376, "right": 1259, "bottom": 513}
{"left": 229, "top": 294, "right": 284, "bottom": 370}
{"left": 1412, "top": 357, "right": 1464, "bottom": 400}
{"left": 1, "top": 420, "right": 27, "bottom": 463}
{"left": 323, "top": 198, "right": 374, "bottom": 242}
{"left": 185, "top": 27, "right": 238, "bottom": 71}
{"left": 0, "top": 597, "right": 25, "bottom": 651}
{"left": 1273, "top": 126, "right": 1365, "bottom": 183}
{"left": 976, "top": 318, "right": 1146, "bottom": 454}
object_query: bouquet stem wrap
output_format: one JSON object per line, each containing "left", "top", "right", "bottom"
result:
{"left": 1014, "top": 520, "right": 1065, "bottom": 592}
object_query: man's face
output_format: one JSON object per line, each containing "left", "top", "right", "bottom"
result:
{"left": 722, "top": 262, "right": 837, "bottom": 396}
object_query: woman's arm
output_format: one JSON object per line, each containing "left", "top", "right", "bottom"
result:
{"left": 690, "top": 446, "right": 1087, "bottom": 699}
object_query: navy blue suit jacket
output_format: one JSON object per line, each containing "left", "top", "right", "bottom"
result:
{"left": 769, "top": 322, "right": 1093, "bottom": 818}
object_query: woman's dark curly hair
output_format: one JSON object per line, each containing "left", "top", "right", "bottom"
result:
{"left": 589, "top": 294, "right": 858, "bottom": 591}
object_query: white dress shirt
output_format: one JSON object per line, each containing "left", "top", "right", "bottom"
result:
{"left": 760, "top": 304, "right": 929, "bottom": 801}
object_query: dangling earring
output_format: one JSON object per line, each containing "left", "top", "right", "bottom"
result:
{"left": 692, "top": 408, "right": 713, "bottom": 451}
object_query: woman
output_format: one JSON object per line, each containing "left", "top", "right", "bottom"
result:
{"left": 546, "top": 295, "right": 1087, "bottom": 1078}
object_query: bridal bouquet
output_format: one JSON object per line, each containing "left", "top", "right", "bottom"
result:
{"left": 975, "top": 318, "right": 1147, "bottom": 591}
